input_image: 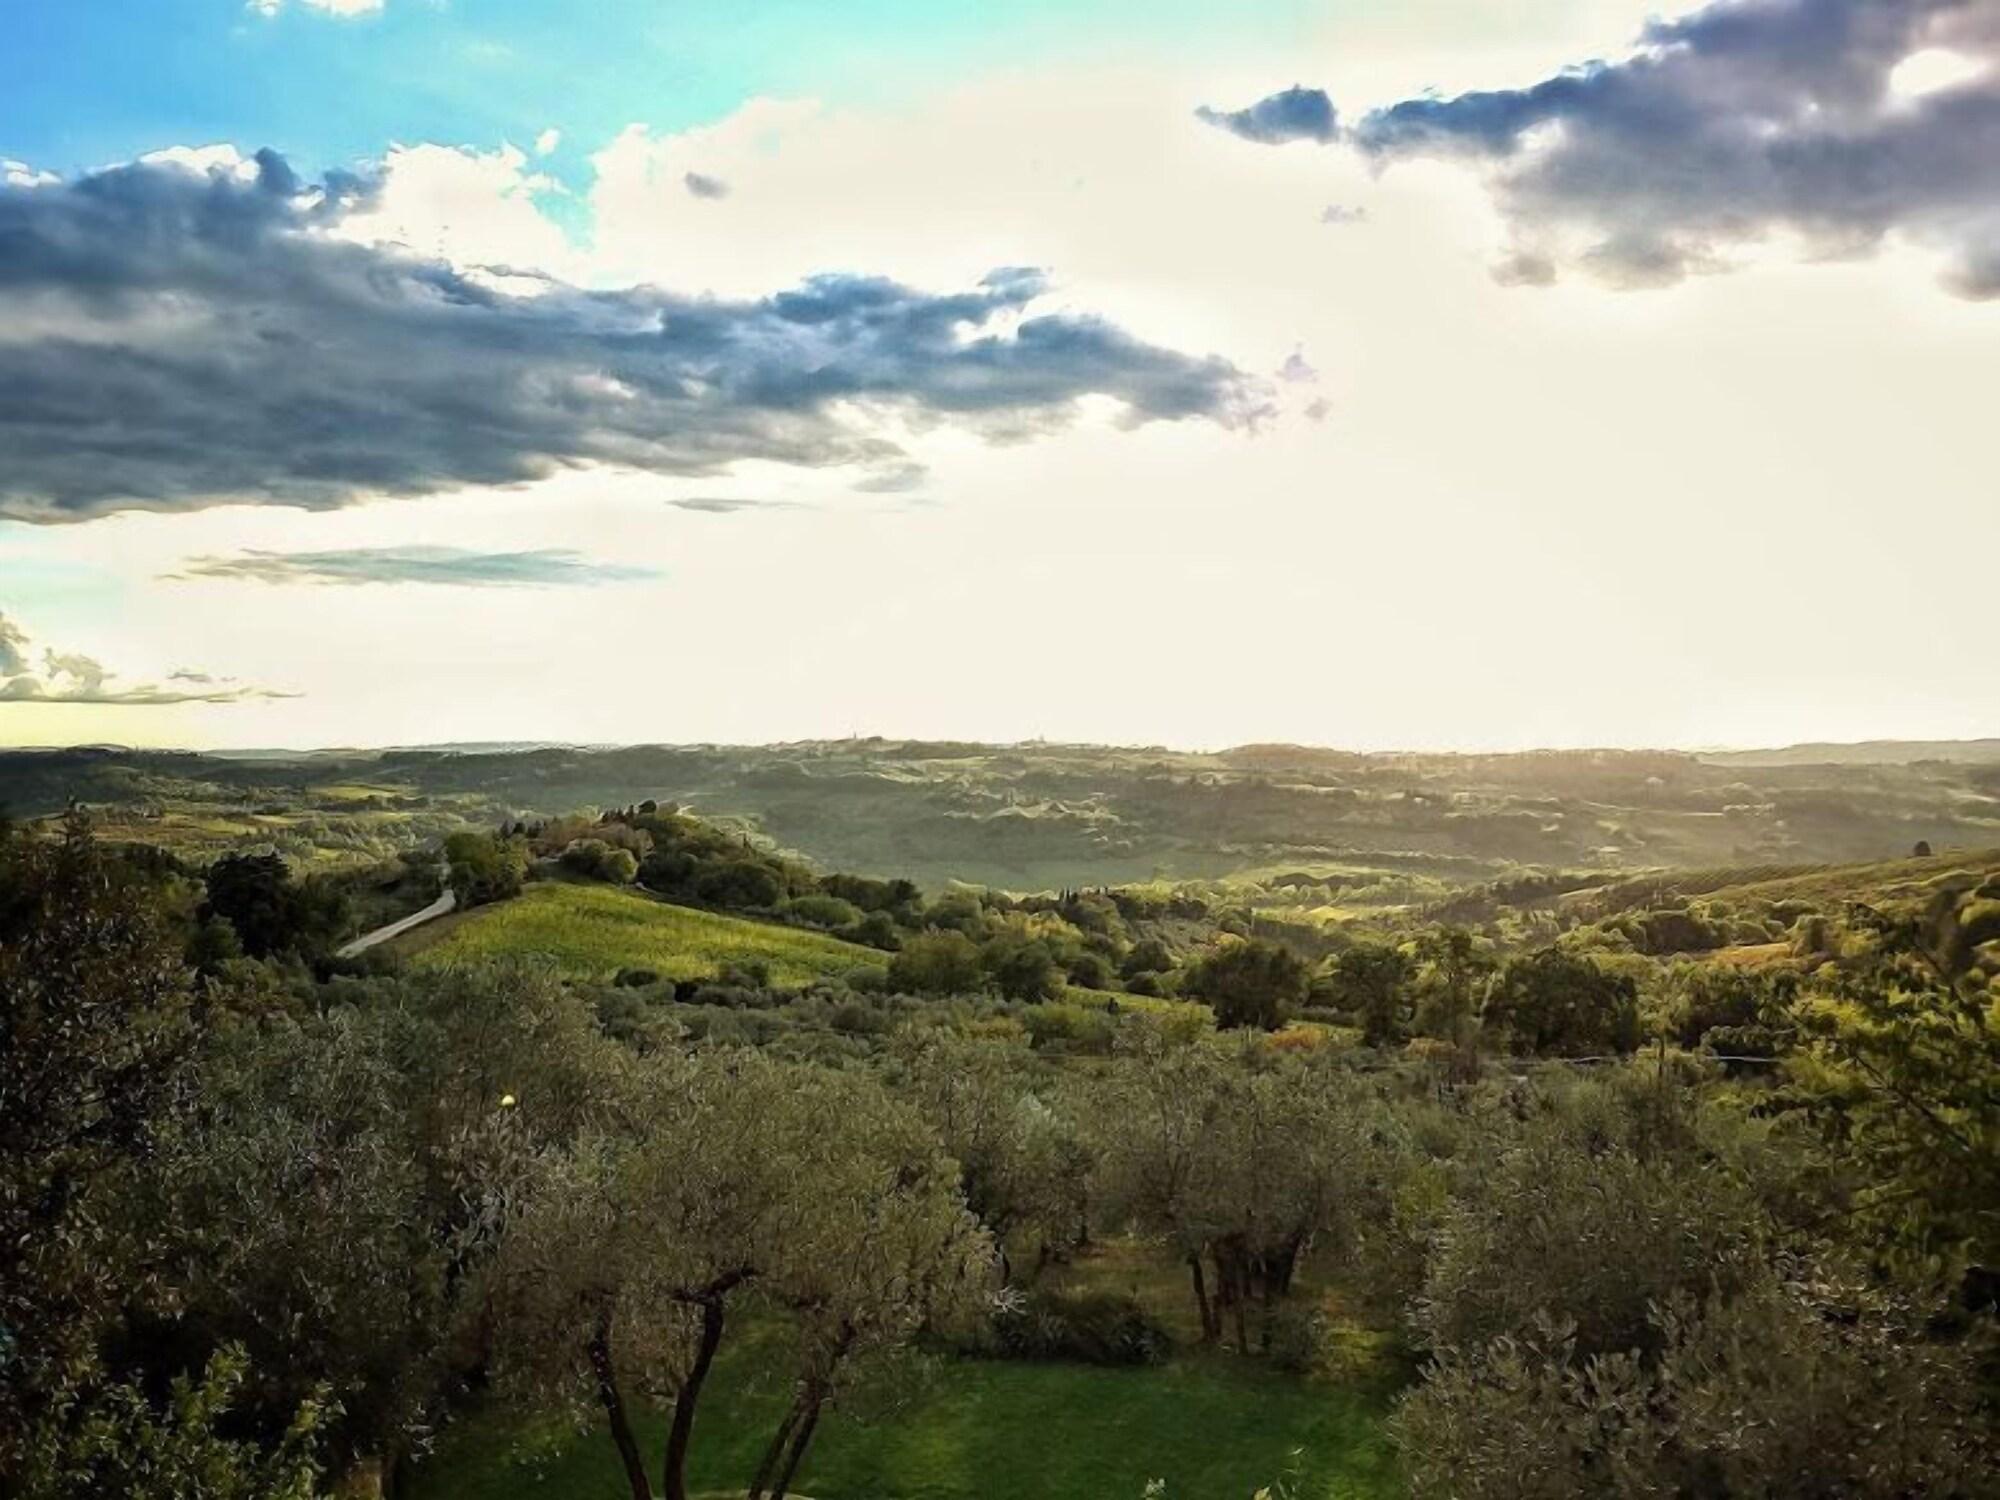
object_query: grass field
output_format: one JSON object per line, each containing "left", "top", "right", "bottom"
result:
{"left": 410, "top": 1232, "right": 1403, "bottom": 1500}
{"left": 402, "top": 882, "right": 884, "bottom": 986}
{"left": 408, "top": 1333, "right": 1400, "bottom": 1500}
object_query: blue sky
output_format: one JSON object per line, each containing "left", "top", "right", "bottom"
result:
{"left": 1, "top": 0, "right": 1996, "bottom": 747}
{"left": 4, "top": 0, "right": 1320, "bottom": 181}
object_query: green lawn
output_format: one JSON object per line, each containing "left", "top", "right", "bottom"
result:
{"left": 403, "top": 882, "right": 883, "bottom": 987}
{"left": 410, "top": 1335, "right": 1400, "bottom": 1500}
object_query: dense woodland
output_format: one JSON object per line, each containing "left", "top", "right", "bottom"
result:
{"left": 5, "top": 742, "right": 2000, "bottom": 1497}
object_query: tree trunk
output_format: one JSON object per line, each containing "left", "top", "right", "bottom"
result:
{"left": 770, "top": 1389, "right": 826, "bottom": 1500}
{"left": 745, "top": 1397, "right": 803, "bottom": 1500}
{"left": 1231, "top": 1265, "right": 1250, "bottom": 1352}
{"left": 1187, "top": 1250, "right": 1216, "bottom": 1343}
{"left": 663, "top": 1297, "right": 728, "bottom": 1500}
{"left": 588, "top": 1310, "right": 653, "bottom": 1500}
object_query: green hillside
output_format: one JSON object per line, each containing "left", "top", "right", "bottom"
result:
{"left": 404, "top": 882, "right": 882, "bottom": 986}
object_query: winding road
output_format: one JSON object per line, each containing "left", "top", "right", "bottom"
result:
{"left": 336, "top": 869, "right": 457, "bottom": 958}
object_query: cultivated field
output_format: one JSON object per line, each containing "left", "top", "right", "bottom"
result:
{"left": 402, "top": 881, "right": 883, "bottom": 986}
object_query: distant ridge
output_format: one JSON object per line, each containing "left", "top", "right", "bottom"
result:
{"left": 1703, "top": 739, "right": 2000, "bottom": 768}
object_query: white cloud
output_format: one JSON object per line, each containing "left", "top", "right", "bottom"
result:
{"left": 8, "top": 7, "right": 1997, "bottom": 752}
{"left": 249, "top": 0, "right": 386, "bottom": 16}
{"left": 333, "top": 141, "right": 579, "bottom": 276}
{"left": 534, "top": 128, "right": 562, "bottom": 156}
{"left": 0, "top": 610, "right": 292, "bottom": 706}
{"left": 1889, "top": 48, "right": 1989, "bottom": 101}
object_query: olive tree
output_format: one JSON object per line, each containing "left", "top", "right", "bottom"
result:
{"left": 487, "top": 1051, "right": 989, "bottom": 1500}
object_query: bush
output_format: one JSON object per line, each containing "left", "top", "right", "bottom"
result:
{"left": 990, "top": 1287, "right": 1172, "bottom": 1366}
{"left": 844, "top": 963, "right": 891, "bottom": 995}
{"left": 1395, "top": 1280, "right": 1989, "bottom": 1500}
{"left": 558, "top": 838, "right": 639, "bottom": 884}
{"left": 1483, "top": 947, "right": 1640, "bottom": 1056}
{"left": 692, "top": 859, "right": 785, "bottom": 909}
{"left": 1020, "top": 1002, "right": 1114, "bottom": 1052}
{"left": 1264, "top": 1303, "right": 1390, "bottom": 1381}
{"left": 888, "top": 931, "right": 985, "bottom": 995}
{"left": 780, "top": 894, "right": 864, "bottom": 930}
{"left": 1065, "top": 951, "right": 1117, "bottom": 990}
{"left": 837, "top": 911, "right": 903, "bottom": 952}
{"left": 1186, "top": 937, "right": 1309, "bottom": 1030}
{"left": 982, "top": 936, "right": 1064, "bottom": 1003}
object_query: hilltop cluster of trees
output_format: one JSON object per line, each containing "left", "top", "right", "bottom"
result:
{"left": 6, "top": 807, "right": 1999, "bottom": 1499}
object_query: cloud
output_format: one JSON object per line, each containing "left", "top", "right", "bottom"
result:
{"left": 1196, "top": 86, "right": 1339, "bottom": 145}
{"left": 1278, "top": 349, "right": 1317, "bottom": 383}
{"left": 0, "top": 148, "right": 1262, "bottom": 522}
{"left": 848, "top": 461, "right": 928, "bottom": 494}
{"left": 534, "top": 129, "right": 561, "bottom": 157}
{"left": 0, "top": 615, "right": 31, "bottom": 676}
{"left": 1345, "top": 0, "right": 2000, "bottom": 295}
{"left": 250, "top": 0, "right": 385, "bottom": 16}
{"left": 683, "top": 170, "right": 730, "bottom": 200}
{"left": 665, "top": 497, "right": 809, "bottom": 513}
{"left": 1319, "top": 204, "right": 1368, "bottom": 226}
{"left": 167, "top": 545, "right": 661, "bottom": 588}
{"left": 0, "top": 611, "right": 293, "bottom": 705}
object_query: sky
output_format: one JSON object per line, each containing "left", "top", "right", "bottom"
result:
{"left": 0, "top": 0, "right": 1995, "bottom": 753}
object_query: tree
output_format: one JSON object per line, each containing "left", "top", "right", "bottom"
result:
{"left": 1396, "top": 1274, "right": 1987, "bottom": 1499}
{"left": 161, "top": 961, "right": 628, "bottom": 1492}
{"left": 692, "top": 859, "right": 784, "bottom": 910}
{"left": 1409, "top": 927, "right": 1491, "bottom": 1053}
{"left": 1765, "top": 880, "right": 2000, "bottom": 1285}
{"left": 444, "top": 830, "right": 528, "bottom": 906}
{"left": 1483, "top": 947, "right": 1640, "bottom": 1056}
{"left": 887, "top": 931, "right": 985, "bottom": 995}
{"left": 1186, "top": 938, "right": 1309, "bottom": 1031}
{"left": 1318, "top": 943, "right": 1411, "bottom": 1047}
{"left": 744, "top": 1073, "right": 988, "bottom": 1499}
{"left": 981, "top": 934, "right": 1064, "bottom": 1003}
{"left": 559, "top": 838, "right": 640, "bottom": 884}
{"left": 488, "top": 1053, "right": 987, "bottom": 1500}
{"left": 202, "top": 851, "right": 345, "bottom": 960}
{"left": 1121, "top": 938, "right": 1175, "bottom": 980}
{"left": 16, "top": 1345, "right": 333, "bottom": 1500}
{"left": 0, "top": 811, "right": 197, "bottom": 1477}
{"left": 896, "top": 1036, "right": 1091, "bottom": 1282}
{"left": 1093, "top": 1030, "right": 1382, "bottom": 1349}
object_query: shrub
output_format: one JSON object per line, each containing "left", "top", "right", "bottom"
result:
{"left": 982, "top": 936, "right": 1064, "bottom": 1003}
{"left": 1020, "top": 1002, "right": 1114, "bottom": 1052}
{"left": 1186, "top": 937, "right": 1310, "bottom": 1030}
{"left": 1395, "top": 1280, "right": 1989, "bottom": 1500}
{"left": 837, "top": 911, "right": 903, "bottom": 952}
{"left": 780, "top": 894, "right": 863, "bottom": 930}
{"left": 692, "top": 859, "right": 784, "bottom": 910}
{"left": 844, "top": 963, "right": 891, "bottom": 994}
{"left": 1483, "top": 947, "right": 1640, "bottom": 1056}
{"left": 888, "top": 931, "right": 985, "bottom": 995}
{"left": 558, "top": 838, "right": 639, "bottom": 884}
{"left": 990, "top": 1287, "right": 1171, "bottom": 1367}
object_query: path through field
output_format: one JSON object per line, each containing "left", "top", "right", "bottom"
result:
{"left": 337, "top": 871, "right": 456, "bottom": 957}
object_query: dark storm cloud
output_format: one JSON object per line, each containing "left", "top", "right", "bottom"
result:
{"left": 1196, "top": 86, "right": 1339, "bottom": 144}
{"left": 1347, "top": 0, "right": 2000, "bottom": 294}
{"left": 167, "top": 545, "right": 660, "bottom": 587}
{"left": 0, "top": 150, "right": 1263, "bottom": 522}
{"left": 683, "top": 171, "right": 730, "bottom": 199}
